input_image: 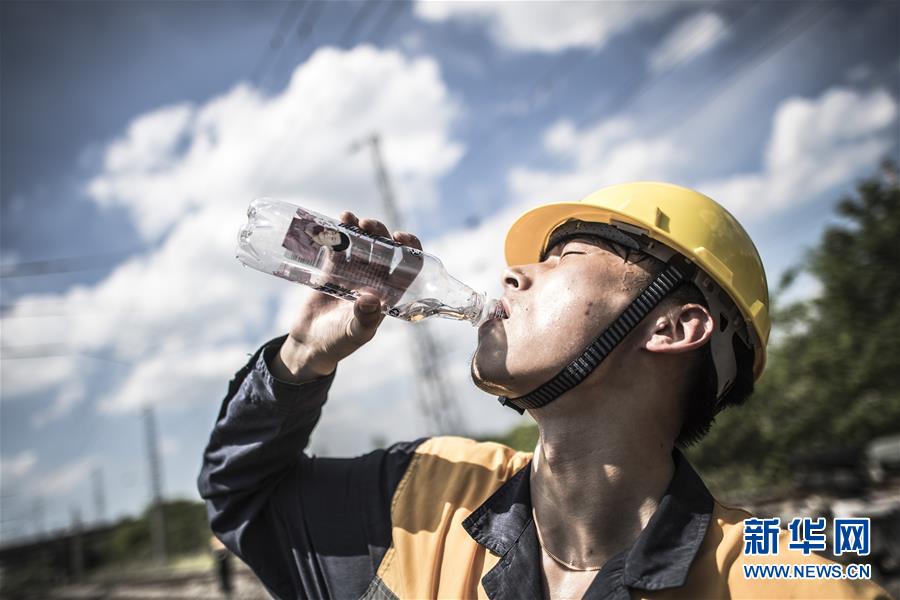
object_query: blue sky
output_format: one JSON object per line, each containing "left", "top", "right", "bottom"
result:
{"left": 1, "top": 0, "right": 898, "bottom": 542}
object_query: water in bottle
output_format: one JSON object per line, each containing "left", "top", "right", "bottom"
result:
{"left": 236, "top": 199, "right": 508, "bottom": 327}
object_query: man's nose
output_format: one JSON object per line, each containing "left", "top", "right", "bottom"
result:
{"left": 502, "top": 266, "right": 531, "bottom": 290}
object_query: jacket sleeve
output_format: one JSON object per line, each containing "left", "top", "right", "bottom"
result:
{"left": 197, "top": 334, "right": 426, "bottom": 600}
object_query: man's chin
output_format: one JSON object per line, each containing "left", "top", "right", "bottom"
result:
{"left": 471, "top": 377, "right": 512, "bottom": 397}
{"left": 469, "top": 357, "right": 517, "bottom": 397}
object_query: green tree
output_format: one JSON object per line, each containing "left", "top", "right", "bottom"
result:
{"left": 478, "top": 422, "right": 539, "bottom": 452}
{"left": 689, "top": 162, "right": 900, "bottom": 495}
{"left": 98, "top": 499, "right": 210, "bottom": 565}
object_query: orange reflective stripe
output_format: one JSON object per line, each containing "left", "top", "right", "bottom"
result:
{"left": 379, "top": 437, "right": 531, "bottom": 598}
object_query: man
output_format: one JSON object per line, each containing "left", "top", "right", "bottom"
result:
{"left": 199, "top": 182, "right": 889, "bottom": 599}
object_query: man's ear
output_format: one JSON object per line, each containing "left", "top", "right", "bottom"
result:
{"left": 645, "top": 303, "right": 714, "bottom": 354}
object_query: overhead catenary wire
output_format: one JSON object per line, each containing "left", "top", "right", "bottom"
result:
{"left": 573, "top": 0, "right": 761, "bottom": 131}
{"left": 461, "top": 0, "right": 833, "bottom": 188}
{"left": 1, "top": 6, "right": 393, "bottom": 512}
{"left": 0, "top": 0, "right": 388, "bottom": 292}
{"left": 0, "top": 248, "right": 149, "bottom": 278}
{"left": 655, "top": 1, "right": 839, "bottom": 137}
{"left": 295, "top": 0, "right": 325, "bottom": 44}
{"left": 0, "top": 336, "right": 245, "bottom": 363}
{"left": 268, "top": 0, "right": 327, "bottom": 86}
{"left": 2, "top": 6, "right": 838, "bottom": 336}
{"left": 366, "top": 0, "right": 407, "bottom": 44}
{"left": 459, "top": 0, "right": 757, "bottom": 171}
{"left": 250, "top": 0, "right": 309, "bottom": 87}
{"left": 339, "top": 0, "right": 381, "bottom": 46}
{"left": 0, "top": 0, "right": 331, "bottom": 310}
{"left": 250, "top": 0, "right": 383, "bottom": 194}
{"left": 0, "top": 2, "right": 827, "bottom": 296}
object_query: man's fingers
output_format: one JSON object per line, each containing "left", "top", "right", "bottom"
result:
{"left": 359, "top": 218, "right": 391, "bottom": 239}
{"left": 393, "top": 231, "right": 423, "bottom": 251}
{"left": 340, "top": 211, "right": 359, "bottom": 226}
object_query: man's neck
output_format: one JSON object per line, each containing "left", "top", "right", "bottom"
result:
{"left": 529, "top": 387, "right": 676, "bottom": 570}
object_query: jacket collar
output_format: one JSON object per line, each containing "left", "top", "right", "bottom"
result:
{"left": 462, "top": 449, "right": 713, "bottom": 598}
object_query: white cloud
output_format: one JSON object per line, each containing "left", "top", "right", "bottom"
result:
{"left": 509, "top": 117, "right": 687, "bottom": 205}
{"left": 32, "top": 382, "right": 86, "bottom": 428}
{"left": 103, "top": 103, "right": 194, "bottom": 173}
{"left": 649, "top": 12, "right": 728, "bottom": 73}
{"left": 32, "top": 456, "right": 96, "bottom": 497}
{"left": 87, "top": 45, "right": 462, "bottom": 241}
{"left": 1, "top": 355, "right": 81, "bottom": 398}
{"left": 507, "top": 86, "right": 897, "bottom": 223}
{"left": 414, "top": 1, "right": 675, "bottom": 53}
{"left": 699, "top": 87, "right": 897, "bottom": 218}
{"left": 98, "top": 344, "right": 250, "bottom": 413}
{"left": 0, "top": 451, "right": 37, "bottom": 481}
{"left": 4, "top": 46, "right": 471, "bottom": 449}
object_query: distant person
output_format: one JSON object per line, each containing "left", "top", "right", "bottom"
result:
{"left": 210, "top": 533, "right": 232, "bottom": 598}
{"left": 199, "top": 183, "right": 889, "bottom": 598}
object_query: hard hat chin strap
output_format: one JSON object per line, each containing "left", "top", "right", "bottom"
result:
{"left": 497, "top": 257, "right": 695, "bottom": 414}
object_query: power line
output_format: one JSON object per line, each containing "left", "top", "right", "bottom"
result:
{"left": 465, "top": 0, "right": 828, "bottom": 183}
{"left": 574, "top": 1, "right": 759, "bottom": 131}
{"left": 0, "top": 247, "right": 147, "bottom": 278}
{"left": 295, "top": 0, "right": 324, "bottom": 44}
{"left": 658, "top": 1, "right": 838, "bottom": 136}
{"left": 0, "top": 337, "right": 238, "bottom": 364}
{"left": 0, "top": 346, "right": 133, "bottom": 364}
{"left": 366, "top": 0, "right": 407, "bottom": 43}
{"left": 458, "top": 1, "right": 753, "bottom": 171}
{"left": 251, "top": 0, "right": 388, "bottom": 195}
{"left": 0, "top": 309, "right": 122, "bottom": 320}
{"left": 250, "top": 0, "right": 308, "bottom": 87}
{"left": 0, "top": 1, "right": 319, "bottom": 285}
{"left": 339, "top": 0, "right": 380, "bottom": 46}
{"left": 268, "top": 0, "right": 327, "bottom": 86}
{"left": 0, "top": 0, "right": 377, "bottom": 287}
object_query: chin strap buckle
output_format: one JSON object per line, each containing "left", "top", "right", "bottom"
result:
{"left": 497, "top": 396, "right": 525, "bottom": 415}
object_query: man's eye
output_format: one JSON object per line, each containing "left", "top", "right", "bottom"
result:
{"left": 560, "top": 251, "right": 584, "bottom": 258}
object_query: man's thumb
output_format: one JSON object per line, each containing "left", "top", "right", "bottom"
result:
{"left": 348, "top": 296, "right": 383, "bottom": 341}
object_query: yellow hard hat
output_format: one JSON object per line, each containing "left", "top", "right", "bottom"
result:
{"left": 504, "top": 181, "right": 770, "bottom": 380}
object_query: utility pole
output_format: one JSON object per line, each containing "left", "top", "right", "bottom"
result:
{"left": 142, "top": 405, "right": 167, "bottom": 564}
{"left": 31, "top": 498, "right": 45, "bottom": 539}
{"left": 92, "top": 467, "right": 106, "bottom": 524}
{"left": 349, "top": 133, "right": 465, "bottom": 435}
{"left": 69, "top": 508, "right": 84, "bottom": 582}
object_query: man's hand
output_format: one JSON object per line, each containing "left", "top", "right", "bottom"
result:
{"left": 270, "top": 211, "right": 423, "bottom": 383}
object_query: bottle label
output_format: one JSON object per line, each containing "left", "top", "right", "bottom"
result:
{"left": 312, "top": 281, "right": 358, "bottom": 302}
{"left": 336, "top": 221, "right": 403, "bottom": 248}
{"left": 281, "top": 208, "right": 424, "bottom": 310}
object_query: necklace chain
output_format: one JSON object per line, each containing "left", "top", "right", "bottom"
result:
{"left": 532, "top": 510, "right": 603, "bottom": 572}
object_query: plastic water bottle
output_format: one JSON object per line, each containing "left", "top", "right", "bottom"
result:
{"left": 236, "top": 199, "right": 508, "bottom": 327}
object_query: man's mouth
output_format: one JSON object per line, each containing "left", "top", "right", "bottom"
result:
{"left": 500, "top": 297, "right": 512, "bottom": 319}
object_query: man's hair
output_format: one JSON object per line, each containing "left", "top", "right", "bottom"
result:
{"left": 593, "top": 236, "right": 755, "bottom": 447}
